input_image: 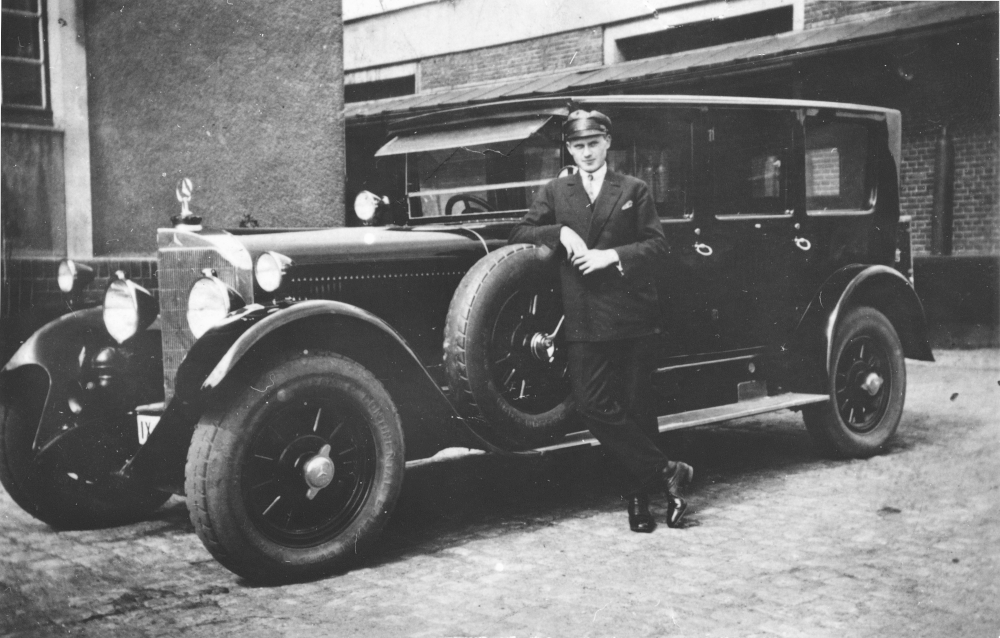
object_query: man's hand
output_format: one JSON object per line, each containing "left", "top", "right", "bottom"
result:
{"left": 559, "top": 226, "right": 588, "bottom": 261}
{"left": 572, "top": 248, "right": 620, "bottom": 275}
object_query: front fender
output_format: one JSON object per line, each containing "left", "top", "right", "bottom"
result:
{"left": 194, "top": 300, "right": 492, "bottom": 460}
{"left": 2, "top": 307, "right": 163, "bottom": 456}
{"left": 125, "top": 300, "right": 513, "bottom": 493}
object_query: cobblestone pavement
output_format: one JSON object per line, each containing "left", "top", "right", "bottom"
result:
{"left": 1, "top": 350, "right": 998, "bottom": 638}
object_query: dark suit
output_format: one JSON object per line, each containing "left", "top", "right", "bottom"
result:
{"left": 509, "top": 170, "right": 666, "bottom": 342}
{"left": 510, "top": 169, "right": 671, "bottom": 494}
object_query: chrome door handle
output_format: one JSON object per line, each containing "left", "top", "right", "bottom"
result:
{"left": 694, "top": 242, "right": 713, "bottom": 256}
{"left": 794, "top": 237, "right": 812, "bottom": 251}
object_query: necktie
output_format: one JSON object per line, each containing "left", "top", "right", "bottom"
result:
{"left": 586, "top": 173, "right": 596, "bottom": 202}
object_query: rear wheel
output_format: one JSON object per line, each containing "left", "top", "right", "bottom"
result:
{"left": 803, "top": 307, "right": 906, "bottom": 458}
{"left": 185, "top": 353, "right": 404, "bottom": 583}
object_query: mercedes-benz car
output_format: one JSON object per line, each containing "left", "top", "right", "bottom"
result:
{"left": 0, "top": 96, "right": 932, "bottom": 583}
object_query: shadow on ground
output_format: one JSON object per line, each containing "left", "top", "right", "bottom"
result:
{"left": 106, "top": 409, "right": 927, "bottom": 579}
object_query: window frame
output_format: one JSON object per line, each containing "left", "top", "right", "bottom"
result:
{"left": 804, "top": 111, "right": 880, "bottom": 218}
{"left": 709, "top": 107, "right": 796, "bottom": 222}
{"left": 599, "top": 105, "right": 703, "bottom": 224}
{"left": 1, "top": 0, "right": 52, "bottom": 125}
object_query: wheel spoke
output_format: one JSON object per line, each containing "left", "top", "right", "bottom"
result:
{"left": 262, "top": 495, "right": 281, "bottom": 517}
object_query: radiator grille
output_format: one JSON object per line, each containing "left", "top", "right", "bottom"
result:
{"left": 157, "top": 246, "right": 253, "bottom": 401}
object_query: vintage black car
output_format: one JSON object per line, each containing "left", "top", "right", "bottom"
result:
{"left": 0, "top": 96, "right": 932, "bottom": 582}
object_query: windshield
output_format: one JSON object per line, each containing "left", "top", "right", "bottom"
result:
{"left": 404, "top": 118, "right": 564, "bottom": 219}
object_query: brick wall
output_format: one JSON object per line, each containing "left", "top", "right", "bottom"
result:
{"left": 420, "top": 28, "right": 603, "bottom": 90}
{"left": 900, "top": 125, "right": 998, "bottom": 256}
{"left": 804, "top": 1, "right": 921, "bottom": 28}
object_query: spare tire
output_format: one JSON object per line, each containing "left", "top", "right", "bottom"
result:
{"left": 444, "top": 244, "right": 574, "bottom": 449}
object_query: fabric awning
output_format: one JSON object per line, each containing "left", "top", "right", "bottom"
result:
{"left": 374, "top": 115, "right": 552, "bottom": 156}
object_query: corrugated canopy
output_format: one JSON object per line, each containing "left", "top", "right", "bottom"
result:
{"left": 347, "top": 1, "right": 995, "bottom": 123}
{"left": 375, "top": 115, "right": 552, "bottom": 156}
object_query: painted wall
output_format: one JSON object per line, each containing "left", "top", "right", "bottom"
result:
{"left": 85, "top": 0, "right": 345, "bottom": 255}
{"left": 345, "top": 0, "right": 796, "bottom": 71}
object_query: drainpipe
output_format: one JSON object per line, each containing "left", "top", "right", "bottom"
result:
{"left": 930, "top": 124, "right": 954, "bottom": 256}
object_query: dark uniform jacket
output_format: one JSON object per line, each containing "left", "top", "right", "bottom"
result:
{"left": 510, "top": 169, "right": 668, "bottom": 342}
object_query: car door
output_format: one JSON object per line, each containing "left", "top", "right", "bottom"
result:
{"left": 605, "top": 106, "right": 719, "bottom": 361}
{"left": 696, "top": 107, "right": 801, "bottom": 352}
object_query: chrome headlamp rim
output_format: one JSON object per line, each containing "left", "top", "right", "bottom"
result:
{"left": 186, "top": 270, "right": 246, "bottom": 339}
{"left": 102, "top": 271, "right": 157, "bottom": 344}
{"left": 254, "top": 251, "right": 292, "bottom": 293}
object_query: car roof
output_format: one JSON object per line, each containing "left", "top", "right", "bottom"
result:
{"left": 388, "top": 94, "right": 900, "bottom": 134}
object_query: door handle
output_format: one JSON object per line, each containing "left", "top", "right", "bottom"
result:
{"left": 794, "top": 237, "right": 812, "bottom": 251}
{"left": 694, "top": 242, "right": 713, "bottom": 256}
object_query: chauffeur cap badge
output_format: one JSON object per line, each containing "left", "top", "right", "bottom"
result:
{"left": 563, "top": 109, "right": 612, "bottom": 140}
{"left": 172, "top": 177, "right": 203, "bottom": 230}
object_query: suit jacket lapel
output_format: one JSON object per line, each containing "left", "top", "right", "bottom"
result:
{"left": 586, "top": 171, "right": 624, "bottom": 247}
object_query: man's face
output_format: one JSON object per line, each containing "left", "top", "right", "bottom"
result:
{"left": 566, "top": 134, "right": 611, "bottom": 173}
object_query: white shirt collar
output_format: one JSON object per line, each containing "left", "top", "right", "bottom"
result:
{"left": 582, "top": 163, "right": 608, "bottom": 185}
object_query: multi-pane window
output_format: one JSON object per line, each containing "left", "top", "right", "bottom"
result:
{"left": 805, "top": 117, "right": 874, "bottom": 213}
{"left": 2, "top": 0, "right": 50, "bottom": 123}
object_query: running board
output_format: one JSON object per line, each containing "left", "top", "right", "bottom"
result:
{"left": 534, "top": 393, "right": 830, "bottom": 454}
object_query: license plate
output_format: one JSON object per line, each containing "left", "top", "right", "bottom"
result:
{"left": 137, "top": 414, "right": 161, "bottom": 445}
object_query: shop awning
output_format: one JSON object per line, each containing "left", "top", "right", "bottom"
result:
{"left": 346, "top": 1, "right": 996, "bottom": 123}
{"left": 374, "top": 115, "right": 552, "bottom": 156}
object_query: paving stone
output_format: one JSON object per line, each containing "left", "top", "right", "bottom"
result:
{"left": 1, "top": 351, "right": 999, "bottom": 636}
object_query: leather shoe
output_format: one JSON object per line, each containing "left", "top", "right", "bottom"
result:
{"left": 627, "top": 493, "right": 656, "bottom": 533}
{"left": 665, "top": 494, "right": 688, "bottom": 528}
{"left": 663, "top": 461, "right": 694, "bottom": 495}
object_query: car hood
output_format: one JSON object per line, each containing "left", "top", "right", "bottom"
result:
{"left": 161, "top": 224, "right": 495, "bottom": 271}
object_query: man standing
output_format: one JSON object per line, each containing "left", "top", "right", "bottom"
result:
{"left": 509, "top": 109, "right": 693, "bottom": 532}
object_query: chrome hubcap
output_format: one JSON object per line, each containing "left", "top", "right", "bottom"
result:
{"left": 303, "top": 444, "right": 334, "bottom": 500}
{"left": 861, "top": 372, "right": 884, "bottom": 396}
{"left": 530, "top": 332, "right": 556, "bottom": 363}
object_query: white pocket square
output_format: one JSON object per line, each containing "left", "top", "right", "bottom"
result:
{"left": 621, "top": 200, "right": 633, "bottom": 210}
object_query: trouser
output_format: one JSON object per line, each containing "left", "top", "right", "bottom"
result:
{"left": 567, "top": 337, "right": 669, "bottom": 496}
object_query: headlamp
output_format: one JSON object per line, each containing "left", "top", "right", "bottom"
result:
{"left": 57, "top": 260, "right": 94, "bottom": 294}
{"left": 254, "top": 251, "right": 292, "bottom": 293}
{"left": 187, "top": 270, "right": 246, "bottom": 338}
{"left": 103, "top": 271, "right": 158, "bottom": 344}
{"left": 353, "top": 191, "right": 389, "bottom": 226}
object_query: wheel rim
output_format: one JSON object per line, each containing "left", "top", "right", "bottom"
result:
{"left": 834, "top": 335, "right": 890, "bottom": 434}
{"left": 242, "top": 390, "right": 377, "bottom": 547}
{"left": 488, "top": 285, "right": 569, "bottom": 414}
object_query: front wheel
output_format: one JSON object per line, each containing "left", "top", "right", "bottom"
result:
{"left": 803, "top": 307, "right": 906, "bottom": 458}
{"left": 185, "top": 353, "right": 404, "bottom": 583}
{"left": 0, "top": 370, "right": 169, "bottom": 530}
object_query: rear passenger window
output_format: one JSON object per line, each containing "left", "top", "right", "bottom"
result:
{"left": 805, "top": 118, "right": 873, "bottom": 214}
{"left": 606, "top": 108, "right": 697, "bottom": 220}
{"left": 710, "top": 109, "right": 794, "bottom": 217}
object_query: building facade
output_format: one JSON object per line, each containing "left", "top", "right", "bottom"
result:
{"left": 1, "top": 0, "right": 345, "bottom": 356}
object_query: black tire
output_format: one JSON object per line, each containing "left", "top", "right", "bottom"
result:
{"left": 444, "top": 244, "right": 573, "bottom": 449}
{"left": 803, "top": 307, "right": 906, "bottom": 458}
{"left": 0, "top": 376, "right": 169, "bottom": 530}
{"left": 185, "top": 353, "right": 404, "bottom": 583}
